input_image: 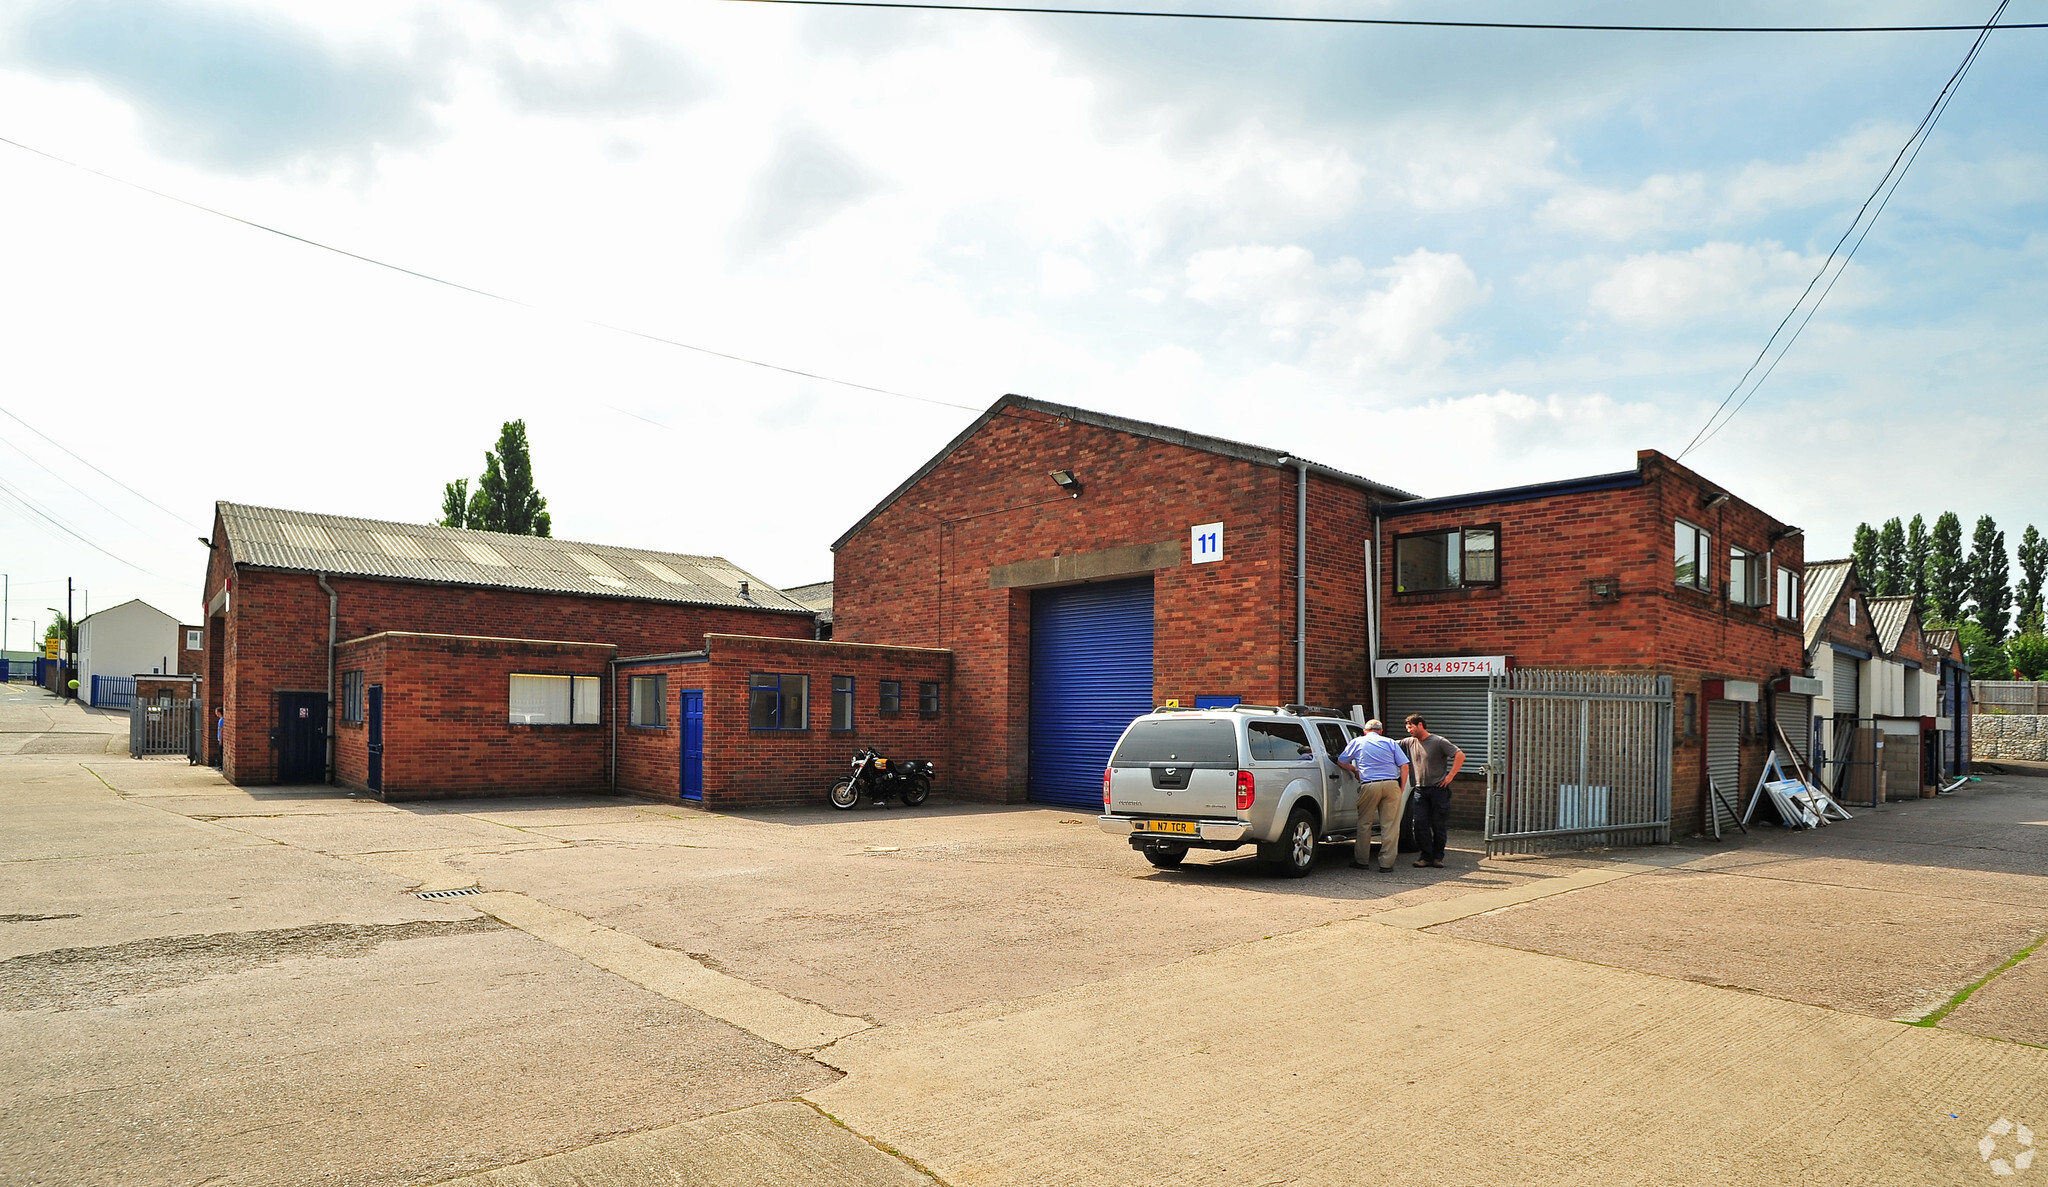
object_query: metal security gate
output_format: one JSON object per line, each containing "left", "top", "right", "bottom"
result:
{"left": 130, "top": 697, "right": 199, "bottom": 758}
{"left": 1485, "top": 670, "right": 1672, "bottom": 855}
{"left": 1704, "top": 701, "right": 1742, "bottom": 835}
{"left": 1029, "top": 577, "right": 1154, "bottom": 808}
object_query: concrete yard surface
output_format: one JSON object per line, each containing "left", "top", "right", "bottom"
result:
{"left": 3, "top": 684, "right": 2045, "bottom": 1185}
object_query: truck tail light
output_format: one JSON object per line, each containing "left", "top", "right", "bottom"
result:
{"left": 1103, "top": 767, "right": 1113, "bottom": 808}
{"left": 1236, "top": 770, "right": 1255, "bottom": 811}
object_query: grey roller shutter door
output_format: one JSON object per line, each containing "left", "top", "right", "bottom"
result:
{"left": 1832, "top": 651, "right": 1861, "bottom": 717}
{"left": 1706, "top": 700, "right": 1742, "bottom": 830}
{"left": 1382, "top": 677, "right": 1490, "bottom": 769}
{"left": 1776, "top": 693, "right": 1812, "bottom": 772}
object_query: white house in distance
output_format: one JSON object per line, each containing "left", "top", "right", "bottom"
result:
{"left": 77, "top": 599, "right": 181, "bottom": 705}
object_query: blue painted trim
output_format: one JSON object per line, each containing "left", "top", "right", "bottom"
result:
{"left": 1378, "top": 469, "right": 1642, "bottom": 518}
{"left": 1195, "top": 695, "right": 1242, "bottom": 708}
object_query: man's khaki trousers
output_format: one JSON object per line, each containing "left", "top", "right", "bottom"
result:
{"left": 1356, "top": 779, "right": 1405, "bottom": 869}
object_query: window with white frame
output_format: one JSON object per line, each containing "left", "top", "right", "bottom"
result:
{"left": 1776, "top": 568, "right": 1801, "bottom": 621}
{"left": 509, "top": 674, "right": 601, "bottom": 725}
{"left": 1675, "top": 521, "right": 1711, "bottom": 591}
{"left": 185, "top": 628, "right": 202, "bottom": 650}
{"left": 629, "top": 674, "right": 666, "bottom": 728}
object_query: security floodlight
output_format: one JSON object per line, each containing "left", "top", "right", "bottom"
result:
{"left": 1050, "top": 470, "right": 1082, "bottom": 497}
{"left": 1770, "top": 525, "right": 1804, "bottom": 544}
{"left": 1700, "top": 491, "right": 1731, "bottom": 510}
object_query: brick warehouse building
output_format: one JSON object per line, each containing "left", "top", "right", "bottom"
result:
{"left": 200, "top": 503, "right": 819, "bottom": 789}
{"left": 832, "top": 395, "right": 1807, "bottom": 841}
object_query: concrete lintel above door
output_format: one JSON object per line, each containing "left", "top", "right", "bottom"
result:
{"left": 989, "top": 541, "right": 1179, "bottom": 590}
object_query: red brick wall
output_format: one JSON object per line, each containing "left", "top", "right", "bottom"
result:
{"left": 205, "top": 518, "right": 813, "bottom": 784}
{"left": 134, "top": 676, "right": 199, "bottom": 705}
{"left": 617, "top": 634, "right": 951, "bottom": 810}
{"left": 332, "top": 634, "right": 615, "bottom": 799}
{"left": 833, "top": 404, "right": 1366, "bottom": 800}
{"left": 1376, "top": 452, "right": 1807, "bottom": 835}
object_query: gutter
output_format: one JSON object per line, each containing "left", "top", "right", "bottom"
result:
{"left": 315, "top": 573, "right": 338, "bottom": 783}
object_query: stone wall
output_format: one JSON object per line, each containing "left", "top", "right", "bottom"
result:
{"left": 1972, "top": 715, "right": 2048, "bottom": 762}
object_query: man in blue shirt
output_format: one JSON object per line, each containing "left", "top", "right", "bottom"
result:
{"left": 1335, "top": 720, "right": 1411, "bottom": 872}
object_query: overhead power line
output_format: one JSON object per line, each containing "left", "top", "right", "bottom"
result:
{"left": 0, "top": 135, "right": 980, "bottom": 416}
{"left": 0, "top": 473, "right": 174, "bottom": 580}
{"left": 718, "top": 0, "right": 2048, "bottom": 33}
{"left": 1674, "top": 0, "right": 2011, "bottom": 461}
{"left": 0, "top": 404, "right": 204, "bottom": 530}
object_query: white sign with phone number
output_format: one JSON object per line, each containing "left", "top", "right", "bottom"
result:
{"left": 1375, "top": 656, "right": 1507, "bottom": 678}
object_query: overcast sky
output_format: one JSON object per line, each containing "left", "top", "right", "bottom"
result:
{"left": 1, "top": 0, "right": 2042, "bottom": 637}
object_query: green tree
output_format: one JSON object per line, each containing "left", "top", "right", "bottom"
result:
{"left": 1905, "top": 514, "right": 1930, "bottom": 617}
{"left": 44, "top": 613, "right": 73, "bottom": 644}
{"left": 1926, "top": 511, "right": 1968, "bottom": 624}
{"left": 1958, "top": 621, "right": 2010, "bottom": 682}
{"left": 439, "top": 479, "right": 471, "bottom": 529}
{"left": 442, "top": 420, "right": 551, "bottom": 537}
{"left": 2009, "top": 633, "right": 2048, "bottom": 682}
{"left": 1851, "top": 522, "right": 1881, "bottom": 592}
{"left": 2018, "top": 524, "right": 2046, "bottom": 636}
{"left": 1966, "top": 515, "right": 2011, "bottom": 642}
{"left": 1875, "top": 517, "right": 1906, "bottom": 596}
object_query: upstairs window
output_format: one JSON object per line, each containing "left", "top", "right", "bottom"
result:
{"left": 185, "top": 629, "right": 202, "bottom": 650}
{"left": 1394, "top": 526, "right": 1500, "bottom": 593}
{"left": 1675, "top": 521, "right": 1711, "bottom": 591}
{"left": 1729, "top": 547, "right": 1767, "bottom": 606}
{"left": 749, "top": 672, "right": 808, "bottom": 731}
{"left": 629, "top": 675, "right": 666, "bottom": 728}
{"left": 1776, "top": 568, "right": 1801, "bottom": 621}
{"left": 879, "top": 679, "right": 902, "bottom": 713}
{"left": 510, "top": 674, "right": 600, "bottom": 725}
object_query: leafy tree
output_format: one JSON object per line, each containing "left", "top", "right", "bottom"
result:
{"left": 1958, "top": 621, "right": 2010, "bottom": 682}
{"left": 1851, "top": 522, "right": 1881, "bottom": 591}
{"left": 1926, "top": 511, "right": 1968, "bottom": 624}
{"left": 1905, "top": 514, "right": 1930, "bottom": 618}
{"left": 1966, "top": 514, "right": 2011, "bottom": 643}
{"left": 440, "top": 479, "right": 471, "bottom": 529}
{"left": 2010, "top": 633, "right": 2048, "bottom": 682}
{"left": 44, "top": 613, "right": 73, "bottom": 644}
{"left": 1875, "top": 517, "right": 1906, "bottom": 596}
{"left": 441, "top": 420, "right": 551, "bottom": 537}
{"left": 2018, "top": 524, "right": 2046, "bottom": 636}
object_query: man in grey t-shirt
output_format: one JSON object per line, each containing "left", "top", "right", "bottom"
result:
{"left": 1402, "top": 714, "right": 1465, "bottom": 868}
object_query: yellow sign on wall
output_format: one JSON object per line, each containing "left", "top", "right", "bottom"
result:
{"left": 44, "top": 637, "right": 59, "bottom": 660}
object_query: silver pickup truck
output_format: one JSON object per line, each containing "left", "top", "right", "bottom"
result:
{"left": 1097, "top": 705, "right": 1365, "bottom": 877}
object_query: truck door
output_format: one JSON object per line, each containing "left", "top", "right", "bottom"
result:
{"left": 1315, "top": 721, "right": 1357, "bottom": 831}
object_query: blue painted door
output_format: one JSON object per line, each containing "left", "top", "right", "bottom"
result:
{"left": 1029, "top": 577, "right": 1155, "bottom": 808}
{"left": 367, "top": 684, "right": 384, "bottom": 792}
{"left": 680, "top": 689, "right": 704, "bottom": 801}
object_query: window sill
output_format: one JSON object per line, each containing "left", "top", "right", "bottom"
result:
{"left": 1393, "top": 585, "right": 1499, "bottom": 599}
{"left": 750, "top": 728, "right": 811, "bottom": 734}
{"left": 628, "top": 724, "right": 668, "bottom": 731}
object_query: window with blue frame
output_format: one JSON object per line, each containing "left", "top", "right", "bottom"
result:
{"left": 749, "top": 672, "right": 809, "bottom": 730}
{"left": 919, "top": 681, "right": 941, "bottom": 714}
{"left": 831, "top": 676, "right": 854, "bottom": 731}
{"left": 879, "top": 680, "right": 901, "bottom": 713}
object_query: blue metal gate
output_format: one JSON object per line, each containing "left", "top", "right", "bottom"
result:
{"left": 1028, "top": 577, "right": 1154, "bottom": 808}
{"left": 680, "top": 689, "right": 704, "bottom": 801}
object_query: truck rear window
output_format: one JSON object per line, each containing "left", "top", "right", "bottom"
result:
{"left": 1112, "top": 719, "right": 1238, "bottom": 765}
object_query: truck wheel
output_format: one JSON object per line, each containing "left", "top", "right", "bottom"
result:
{"left": 901, "top": 775, "right": 931, "bottom": 807}
{"left": 1142, "top": 842, "right": 1188, "bottom": 868}
{"left": 829, "top": 780, "right": 860, "bottom": 810}
{"left": 1265, "top": 807, "right": 1319, "bottom": 878}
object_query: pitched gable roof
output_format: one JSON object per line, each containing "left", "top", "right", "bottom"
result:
{"left": 1867, "top": 595, "right": 1920, "bottom": 656}
{"left": 832, "top": 394, "right": 1417, "bottom": 552}
{"left": 216, "top": 502, "right": 809, "bottom": 615}
{"left": 1923, "top": 627, "right": 1959, "bottom": 659}
{"left": 1802, "top": 559, "right": 1853, "bottom": 651}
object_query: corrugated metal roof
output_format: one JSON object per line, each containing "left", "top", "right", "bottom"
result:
{"left": 1802, "top": 559, "right": 1852, "bottom": 652}
{"left": 1923, "top": 628, "right": 1958, "bottom": 659}
{"left": 217, "top": 502, "right": 811, "bottom": 615}
{"left": 1868, "top": 596, "right": 1917, "bottom": 655}
{"left": 783, "top": 580, "right": 833, "bottom": 623}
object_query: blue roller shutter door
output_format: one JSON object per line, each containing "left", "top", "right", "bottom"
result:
{"left": 1029, "top": 577, "right": 1155, "bottom": 808}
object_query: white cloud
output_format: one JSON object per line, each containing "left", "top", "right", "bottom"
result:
{"left": 1182, "top": 244, "right": 1484, "bottom": 367}
{"left": 1537, "top": 172, "right": 1707, "bottom": 240}
{"left": 1038, "top": 253, "right": 1096, "bottom": 298}
{"left": 1353, "top": 249, "right": 1487, "bottom": 367}
{"left": 1588, "top": 241, "right": 1822, "bottom": 327}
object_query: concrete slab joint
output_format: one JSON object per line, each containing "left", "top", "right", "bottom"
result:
{"left": 987, "top": 541, "right": 1179, "bottom": 589}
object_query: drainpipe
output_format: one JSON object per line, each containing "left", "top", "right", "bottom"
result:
{"left": 1367, "top": 513, "right": 1382, "bottom": 721}
{"left": 315, "top": 573, "right": 337, "bottom": 783}
{"left": 1279, "top": 457, "right": 1309, "bottom": 706}
{"left": 608, "top": 655, "right": 618, "bottom": 794}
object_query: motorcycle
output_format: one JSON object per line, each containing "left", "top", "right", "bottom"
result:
{"left": 830, "top": 747, "right": 934, "bottom": 810}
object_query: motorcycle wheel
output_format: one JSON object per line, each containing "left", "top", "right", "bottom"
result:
{"left": 901, "top": 775, "right": 931, "bottom": 807}
{"left": 829, "top": 779, "right": 860, "bottom": 810}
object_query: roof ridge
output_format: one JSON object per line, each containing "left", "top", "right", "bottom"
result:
{"left": 215, "top": 500, "right": 743, "bottom": 569}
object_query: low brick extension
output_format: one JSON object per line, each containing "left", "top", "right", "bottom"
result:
{"left": 618, "top": 634, "right": 951, "bottom": 810}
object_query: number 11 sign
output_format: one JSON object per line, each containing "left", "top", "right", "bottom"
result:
{"left": 1191, "top": 522, "right": 1223, "bottom": 564}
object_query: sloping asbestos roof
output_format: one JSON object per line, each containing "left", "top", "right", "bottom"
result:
{"left": 1868, "top": 596, "right": 1917, "bottom": 655}
{"left": 217, "top": 502, "right": 810, "bottom": 615}
{"left": 832, "top": 394, "right": 1417, "bottom": 551}
{"left": 783, "top": 581, "right": 833, "bottom": 623}
{"left": 1802, "top": 559, "right": 1852, "bottom": 651}
{"left": 1923, "top": 628, "right": 1957, "bottom": 659}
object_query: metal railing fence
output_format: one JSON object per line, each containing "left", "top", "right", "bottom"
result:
{"left": 92, "top": 675, "right": 137, "bottom": 709}
{"left": 1485, "top": 670, "right": 1673, "bottom": 856}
